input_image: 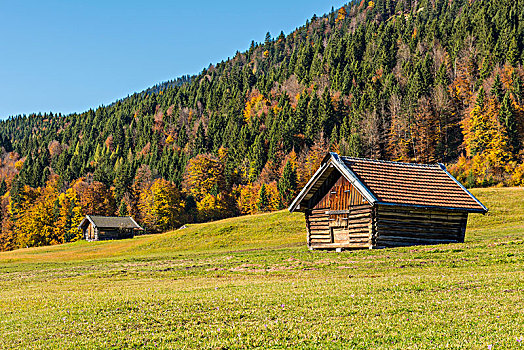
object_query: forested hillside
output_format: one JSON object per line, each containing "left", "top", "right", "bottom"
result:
{"left": 1, "top": 0, "right": 524, "bottom": 250}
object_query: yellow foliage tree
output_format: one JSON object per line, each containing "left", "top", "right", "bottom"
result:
{"left": 197, "top": 192, "right": 236, "bottom": 222}
{"left": 335, "top": 7, "right": 347, "bottom": 23}
{"left": 296, "top": 137, "right": 328, "bottom": 188}
{"left": 461, "top": 91, "right": 513, "bottom": 184}
{"left": 183, "top": 153, "right": 226, "bottom": 201}
{"left": 243, "top": 92, "right": 270, "bottom": 123}
{"left": 138, "top": 178, "right": 185, "bottom": 232}
{"left": 56, "top": 188, "right": 84, "bottom": 242}
{"left": 237, "top": 182, "right": 280, "bottom": 215}
{"left": 16, "top": 179, "right": 60, "bottom": 248}
{"left": 237, "top": 183, "right": 259, "bottom": 215}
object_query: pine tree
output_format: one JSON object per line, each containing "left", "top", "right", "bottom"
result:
{"left": 277, "top": 161, "right": 297, "bottom": 206}
{"left": 194, "top": 123, "right": 207, "bottom": 154}
{"left": 118, "top": 200, "right": 129, "bottom": 216}
{"left": 499, "top": 92, "right": 520, "bottom": 155}
{"left": 491, "top": 75, "right": 503, "bottom": 101}
{"left": 0, "top": 179, "right": 6, "bottom": 196}
{"left": 257, "top": 184, "right": 270, "bottom": 212}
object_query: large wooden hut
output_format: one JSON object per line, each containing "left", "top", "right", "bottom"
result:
{"left": 78, "top": 215, "right": 143, "bottom": 241}
{"left": 289, "top": 153, "right": 488, "bottom": 250}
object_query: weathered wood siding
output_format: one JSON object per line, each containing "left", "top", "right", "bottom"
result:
{"left": 84, "top": 223, "right": 97, "bottom": 241}
{"left": 306, "top": 177, "right": 372, "bottom": 249}
{"left": 374, "top": 205, "right": 468, "bottom": 247}
{"left": 306, "top": 208, "right": 330, "bottom": 246}
{"left": 98, "top": 229, "right": 134, "bottom": 241}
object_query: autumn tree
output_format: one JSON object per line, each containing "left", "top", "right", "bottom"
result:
{"left": 296, "top": 136, "right": 328, "bottom": 188}
{"left": 71, "top": 178, "right": 116, "bottom": 216}
{"left": 16, "top": 177, "right": 60, "bottom": 248}
{"left": 56, "top": 188, "right": 84, "bottom": 243}
{"left": 412, "top": 97, "right": 440, "bottom": 163}
{"left": 335, "top": 6, "right": 347, "bottom": 23}
{"left": 183, "top": 152, "right": 226, "bottom": 201}
{"left": 138, "top": 178, "right": 185, "bottom": 232}
{"left": 197, "top": 192, "right": 237, "bottom": 222}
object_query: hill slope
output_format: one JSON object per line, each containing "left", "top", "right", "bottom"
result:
{"left": 0, "top": 187, "right": 523, "bottom": 349}
{"left": 0, "top": 187, "right": 522, "bottom": 263}
{"left": 0, "top": 209, "right": 304, "bottom": 263}
{"left": 1, "top": 0, "right": 524, "bottom": 251}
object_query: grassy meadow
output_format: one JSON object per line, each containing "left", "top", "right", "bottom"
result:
{"left": 0, "top": 187, "right": 523, "bottom": 349}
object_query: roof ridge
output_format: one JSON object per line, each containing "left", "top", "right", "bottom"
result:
{"left": 341, "top": 156, "right": 441, "bottom": 168}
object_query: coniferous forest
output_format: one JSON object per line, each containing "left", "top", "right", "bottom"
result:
{"left": 1, "top": 0, "right": 524, "bottom": 250}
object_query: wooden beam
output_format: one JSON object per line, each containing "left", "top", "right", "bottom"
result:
{"left": 311, "top": 242, "right": 370, "bottom": 249}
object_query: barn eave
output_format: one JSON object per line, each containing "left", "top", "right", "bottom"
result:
{"left": 437, "top": 163, "right": 488, "bottom": 213}
{"left": 78, "top": 215, "right": 95, "bottom": 230}
{"left": 375, "top": 201, "right": 487, "bottom": 213}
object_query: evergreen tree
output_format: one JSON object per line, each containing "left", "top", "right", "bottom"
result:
{"left": 256, "top": 184, "right": 270, "bottom": 212}
{"left": 0, "top": 179, "right": 7, "bottom": 196}
{"left": 277, "top": 161, "right": 297, "bottom": 206}
{"left": 194, "top": 123, "right": 207, "bottom": 154}
{"left": 499, "top": 92, "right": 520, "bottom": 155}
{"left": 118, "top": 200, "right": 129, "bottom": 216}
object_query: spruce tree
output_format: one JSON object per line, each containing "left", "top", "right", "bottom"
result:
{"left": 499, "top": 92, "right": 520, "bottom": 155}
{"left": 277, "top": 161, "right": 297, "bottom": 206}
{"left": 118, "top": 200, "right": 129, "bottom": 216}
{"left": 257, "top": 184, "right": 270, "bottom": 212}
{"left": 0, "top": 179, "right": 7, "bottom": 196}
{"left": 194, "top": 123, "right": 207, "bottom": 155}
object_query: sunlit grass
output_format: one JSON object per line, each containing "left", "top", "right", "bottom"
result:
{"left": 0, "top": 187, "right": 523, "bottom": 349}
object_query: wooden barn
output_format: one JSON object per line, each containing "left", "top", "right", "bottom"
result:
{"left": 289, "top": 153, "right": 488, "bottom": 250}
{"left": 78, "top": 215, "right": 143, "bottom": 241}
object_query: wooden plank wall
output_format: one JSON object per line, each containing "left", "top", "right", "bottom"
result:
{"left": 343, "top": 204, "right": 373, "bottom": 247}
{"left": 307, "top": 177, "right": 372, "bottom": 249}
{"left": 307, "top": 208, "right": 331, "bottom": 246}
{"left": 375, "top": 205, "right": 468, "bottom": 247}
{"left": 88, "top": 224, "right": 95, "bottom": 240}
{"left": 97, "top": 229, "right": 134, "bottom": 241}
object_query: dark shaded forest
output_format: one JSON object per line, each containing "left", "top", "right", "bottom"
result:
{"left": 1, "top": 0, "right": 523, "bottom": 250}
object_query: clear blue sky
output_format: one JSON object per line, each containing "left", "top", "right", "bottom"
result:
{"left": 0, "top": 0, "right": 346, "bottom": 119}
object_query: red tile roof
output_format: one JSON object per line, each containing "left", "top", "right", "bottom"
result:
{"left": 341, "top": 157, "right": 486, "bottom": 212}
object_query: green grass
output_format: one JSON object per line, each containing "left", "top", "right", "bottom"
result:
{"left": 0, "top": 187, "right": 523, "bottom": 349}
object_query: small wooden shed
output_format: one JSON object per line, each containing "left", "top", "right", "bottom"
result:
{"left": 78, "top": 215, "right": 143, "bottom": 241}
{"left": 289, "top": 153, "right": 488, "bottom": 250}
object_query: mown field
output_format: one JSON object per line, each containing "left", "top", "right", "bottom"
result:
{"left": 0, "top": 187, "right": 523, "bottom": 349}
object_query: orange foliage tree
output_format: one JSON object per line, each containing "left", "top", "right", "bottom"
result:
{"left": 335, "top": 7, "right": 347, "bottom": 23}
{"left": 71, "top": 178, "right": 116, "bottom": 216}
{"left": 296, "top": 137, "right": 329, "bottom": 188}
